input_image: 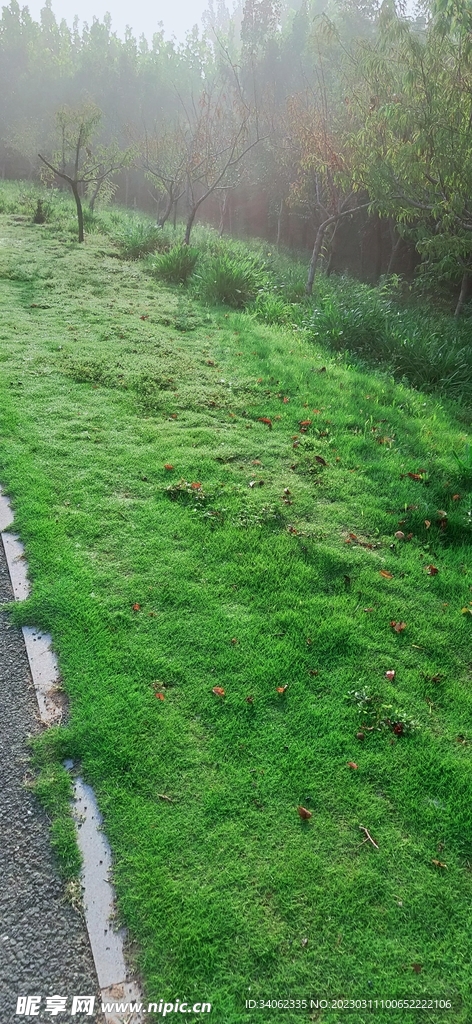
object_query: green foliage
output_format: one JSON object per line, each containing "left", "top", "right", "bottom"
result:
{"left": 195, "top": 251, "right": 267, "bottom": 307}
{"left": 1, "top": 211, "right": 472, "bottom": 1019}
{"left": 152, "top": 243, "right": 199, "bottom": 284}
{"left": 303, "top": 275, "right": 472, "bottom": 404}
{"left": 252, "top": 291, "right": 293, "bottom": 324}
{"left": 117, "top": 220, "right": 171, "bottom": 260}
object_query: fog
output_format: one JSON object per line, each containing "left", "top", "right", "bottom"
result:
{"left": 24, "top": 0, "right": 209, "bottom": 43}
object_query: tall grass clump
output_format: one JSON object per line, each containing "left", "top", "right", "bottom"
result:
{"left": 303, "top": 275, "right": 472, "bottom": 405}
{"left": 195, "top": 250, "right": 267, "bottom": 308}
{"left": 117, "top": 219, "right": 171, "bottom": 260}
{"left": 151, "top": 243, "right": 199, "bottom": 285}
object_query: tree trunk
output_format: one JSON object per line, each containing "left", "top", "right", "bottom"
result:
{"left": 71, "top": 180, "right": 84, "bottom": 242}
{"left": 374, "top": 214, "right": 383, "bottom": 280}
{"left": 276, "top": 198, "right": 284, "bottom": 249}
{"left": 454, "top": 270, "right": 472, "bottom": 317}
{"left": 306, "top": 217, "right": 335, "bottom": 295}
{"left": 88, "top": 181, "right": 101, "bottom": 213}
{"left": 387, "top": 231, "right": 403, "bottom": 275}
{"left": 219, "top": 192, "right": 228, "bottom": 236}
{"left": 184, "top": 207, "right": 197, "bottom": 245}
{"left": 157, "top": 192, "right": 173, "bottom": 228}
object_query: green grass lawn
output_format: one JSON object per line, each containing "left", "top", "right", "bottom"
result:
{"left": 1, "top": 196, "right": 472, "bottom": 1023}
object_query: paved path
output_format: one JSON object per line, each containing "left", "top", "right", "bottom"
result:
{"left": 0, "top": 536, "right": 104, "bottom": 1023}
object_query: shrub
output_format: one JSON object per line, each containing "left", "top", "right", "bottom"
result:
{"left": 195, "top": 252, "right": 267, "bottom": 308}
{"left": 152, "top": 244, "right": 199, "bottom": 285}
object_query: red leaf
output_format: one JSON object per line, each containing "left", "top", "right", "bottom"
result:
{"left": 390, "top": 620, "right": 407, "bottom": 632}
{"left": 392, "top": 722, "right": 404, "bottom": 735}
{"left": 452, "top": 494, "right": 460, "bottom": 501}
{"left": 297, "top": 806, "right": 312, "bottom": 819}
{"left": 407, "top": 472, "right": 424, "bottom": 481}
{"left": 164, "top": 463, "right": 174, "bottom": 470}
{"left": 299, "top": 419, "right": 312, "bottom": 428}
{"left": 132, "top": 603, "right": 140, "bottom": 611}
{"left": 347, "top": 761, "right": 358, "bottom": 769}
{"left": 426, "top": 564, "right": 439, "bottom": 575}
{"left": 315, "top": 455, "right": 327, "bottom": 466}
{"left": 155, "top": 692, "right": 165, "bottom": 700}
{"left": 282, "top": 396, "right": 290, "bottom": 403}
{"left": 258, "top": 417, "right": 272, "bottom": 429}
{"left": 380, "top": 570, "right": 394, "bottom": 579}
{"left": 190, "top": 481, "right": 202, "bottom": 490}
{"left": 212, "top": 686, "right": 225, "bottom": 696}
{"left": 276, "top": 685, "right": 288, "bottom": 693}
{"left": 385, "top": 670, "right": 396, "bottom": 681}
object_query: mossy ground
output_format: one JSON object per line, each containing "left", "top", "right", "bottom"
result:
{"left": 0, "top": 194, "right": 471, "bottom": 1023}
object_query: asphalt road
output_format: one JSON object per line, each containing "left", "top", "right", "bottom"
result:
{"left": 0, "top": 535, "right": 104, "bottom": 1023}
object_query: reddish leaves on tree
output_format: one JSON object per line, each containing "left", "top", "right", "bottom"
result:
{"left": 390, "top": 620, "right": 407, "bottom": 632}
{"left": 297, "top": 806, "right": 312, "bottom": 820}
{"left": 212, "top": 686, "right": 225, "bottom": 697}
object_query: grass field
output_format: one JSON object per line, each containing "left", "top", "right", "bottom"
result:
{"left": 0, "top": 189, "right": 472, "bottom": 1023}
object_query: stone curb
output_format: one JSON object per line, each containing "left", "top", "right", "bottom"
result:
{"left": 0, "top": 486, "right": 144, "bottom": 1024}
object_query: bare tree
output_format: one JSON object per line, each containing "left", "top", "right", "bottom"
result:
{"left": 177, "top": 66, "right": 265, "bottom": 244}
{"left": 39, "top": 103, "right": 131, "bottom": 242}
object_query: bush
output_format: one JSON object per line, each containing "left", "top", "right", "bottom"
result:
{"left": 195, "top": 252, "right": 267, "bottom": 308}
{"left": 152, "top": 244, "right": 199, "bottom": 285}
